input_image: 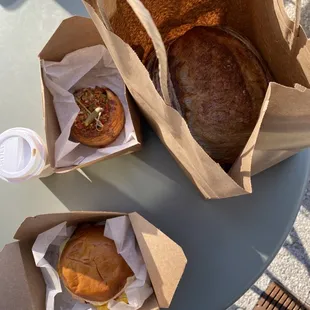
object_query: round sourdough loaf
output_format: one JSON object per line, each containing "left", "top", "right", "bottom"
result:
{"left": 147, "top": 26, "right": 271, "bottom": 169}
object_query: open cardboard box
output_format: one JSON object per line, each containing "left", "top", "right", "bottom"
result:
{"left": 0, "top": 211, "right": 187, "bottom": 310}
{"left": 40, "top": 16, "right": 142, "bottom": 173}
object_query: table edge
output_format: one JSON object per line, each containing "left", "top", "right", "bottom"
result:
{"left": 225, "top": 149, "right": 310, "bottom": 309}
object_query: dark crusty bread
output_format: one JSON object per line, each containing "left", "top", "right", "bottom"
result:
{"left": 148, "top": 26, "right": 270, "bottom": 168}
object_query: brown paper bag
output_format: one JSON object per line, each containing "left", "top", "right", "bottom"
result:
{"left": 83, "top": 0, "right": 310, "bottom": 199}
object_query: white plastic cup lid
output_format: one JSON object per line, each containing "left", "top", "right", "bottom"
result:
{"left": 0, "top": 128, "right": 47, "bottom": 182}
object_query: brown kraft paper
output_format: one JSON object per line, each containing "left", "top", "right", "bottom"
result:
{"left": 0, "top": 212, "right": 187, "bottom": 309}
{"left": 39, "top": 17, "right": 142, "bottom": 173}
{"left": 83, "top": 0, "right": 310, "bottom": 199}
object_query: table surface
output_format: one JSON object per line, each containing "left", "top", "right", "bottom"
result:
{"left": 0, "top": 1, "right": 310, "bottom": 309}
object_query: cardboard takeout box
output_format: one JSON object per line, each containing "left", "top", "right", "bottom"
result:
{"left": 0, "top": 211, "right": 187, "bottom": 309}
{"left": 40, "top": 16, "right": 142, "bottom": 173}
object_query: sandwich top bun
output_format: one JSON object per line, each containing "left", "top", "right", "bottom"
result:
{"left": 71, "top": 87, "right": 125, "bottom": 148}
{"left": 147, "top": 26, "right": 271, "bottom": 169}
{"left": 58, "top": 225, "right": 134, "bottom": 305}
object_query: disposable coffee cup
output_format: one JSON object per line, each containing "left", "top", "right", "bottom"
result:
{"left": 0, "top": 127, "right": 53, "bottom": 183}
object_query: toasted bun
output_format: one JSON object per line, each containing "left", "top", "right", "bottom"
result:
{"left": 58, "top": 225, "right": 134, "bottom": 305}
{"left": 148, "top": 26, "right": 271, "bottom": 168}
{"left": 71, "top": 87, "right": 125, "bottom": 148}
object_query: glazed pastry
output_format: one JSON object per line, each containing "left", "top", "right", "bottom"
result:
{"left": 147, "top": 26, "right": 271, "bottom": 168}
{"left": 58, "top": 225, "right": 134, "bottom": 306}
{"left": 71, "top": 87, "right": 125, "bottom": 148}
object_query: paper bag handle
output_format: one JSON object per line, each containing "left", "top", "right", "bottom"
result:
{"left": 96, "top": 0, "right": 171, "bottom": 106}
{"left": 124, "top": 0, "right": 302, "bottom": 57}
{"left": 291, "top": 0, "right": 302, "bottom": 46}
{"left": 96, "top": 1, "right": 113, "bottom": 31}
{"left": 96, "top": 0, "right": 302, "bottom": 102}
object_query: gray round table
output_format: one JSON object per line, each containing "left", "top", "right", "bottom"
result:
{"left": 0, "top": 1, "right": 309, "bottom": 309}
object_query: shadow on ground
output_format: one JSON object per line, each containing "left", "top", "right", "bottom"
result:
{"left": 229, "top": 176, "right": 310, "bottom": 310}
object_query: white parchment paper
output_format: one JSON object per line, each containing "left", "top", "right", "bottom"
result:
{"left": 105, "top": 216, "right": 153, "bottom": 310}
{"left": 32, "top": 216, "right": 153, "bottom": 310}
{"left": 42, "top": 45, "right": 138, "bottom": 168}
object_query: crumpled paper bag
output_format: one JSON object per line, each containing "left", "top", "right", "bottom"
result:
{"left": 32, "top": 216, "right": 153, "bottom": 310}
{"left": 42, "top": 45, "right": 138, "bottom": 168}
{"left": 82, "top": 0, "right": 310, "bottom": 199}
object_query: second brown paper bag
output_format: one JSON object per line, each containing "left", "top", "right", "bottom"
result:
{"left": 83, "top": 0, "right": 310, "bottom": 199}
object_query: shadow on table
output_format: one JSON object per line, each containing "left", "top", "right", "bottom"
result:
{"left": 40, "top": 119, "right": 310, "bottom": 310}
{"left": 229, "top": 190, "right": 310, "bottom": 309}
{"left": 54, "top": 0, "right": 88, "bottom": 16}
{"left": 133, "top": 124, "right": 199, "bottom": 189}
{"left": 0, "top": 0, "right": 26, "bottom": 10}
{"left": 40, "top": 168, "right": 150, "bottom": 215}
{"left": 40, "top": 124, "right": 201, "bottom": 227}
{"left": 283, "top": 225, "right": 310, "bottom": 276}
